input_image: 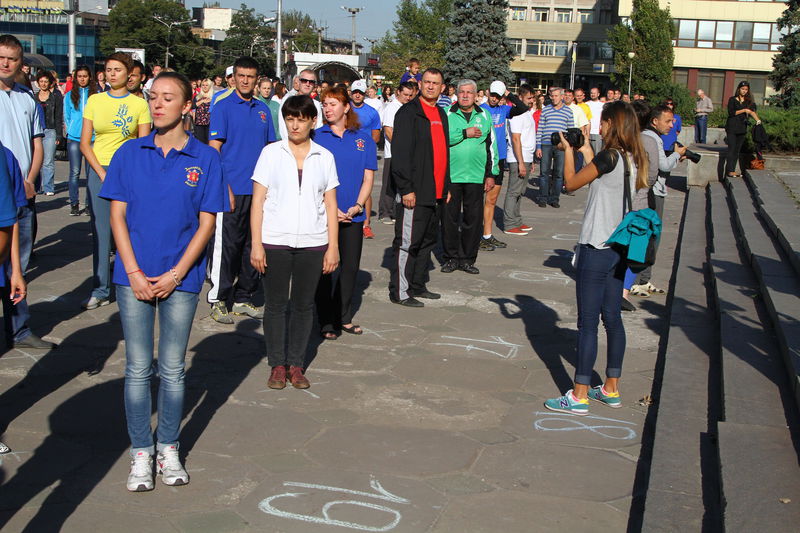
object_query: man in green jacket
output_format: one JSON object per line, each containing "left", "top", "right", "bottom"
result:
{"left": 441, "top": 79, "right": 499, "bottom": 275}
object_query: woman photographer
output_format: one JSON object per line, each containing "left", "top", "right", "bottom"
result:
{"left": 544, "top": 101, "right": 648, "bottom": 415}
{"left": 725, "top": 81, "right": 760, "bottom": 178}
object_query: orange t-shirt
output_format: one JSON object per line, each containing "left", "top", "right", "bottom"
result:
{"left": 421, "top": 100, "right": 447, "bottom": 199}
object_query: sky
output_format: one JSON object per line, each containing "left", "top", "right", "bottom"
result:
{"left": 185, "top": 0, "right": 400, "bottom": 44}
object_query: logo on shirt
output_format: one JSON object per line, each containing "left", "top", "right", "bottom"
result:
{"left": 112, "top": 103, "right": 134, "bottom": 138}
{"left": 185, "top": 166, "right": 203, "bottom": 187}
{"left": 259, "top": 111, "right": 267, "bottom": 123}
{"left": 355, "top": 138, "right": 366, "bottom": 151}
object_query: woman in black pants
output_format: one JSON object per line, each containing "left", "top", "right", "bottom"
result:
{"left": 725, "top": 81, "right": 760, "bottom": 178}
{"left": 314, "top": 86, "right": 377, "bottom": 339}
{"left": 250, "top": 95, "right": 340, "bottom": 390}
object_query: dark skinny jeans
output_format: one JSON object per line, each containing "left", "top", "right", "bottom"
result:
{"left": 725, "top": 132, "right": 746, "bottom": 175}
{"left": 574, "top": 244, "right": 627, "bottom": 385}
{"left": 316, "top": 221, "right": 364, "bottom": 332}
{"left": 262, "top": 247, "right": 324, "bottom": 368}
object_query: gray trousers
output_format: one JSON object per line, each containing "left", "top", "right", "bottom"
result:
{"left": 590, "top": 134, "right": 603, "bottom": 156}
{"left": 503, "top": 162, "right": 529, "bottom": 230}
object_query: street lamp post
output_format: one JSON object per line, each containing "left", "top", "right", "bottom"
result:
{"left": 65, "top": 4, "right": 103, "bottom": 74}
{"left": 627, "top": 51, "right": 635, "bottom": 96}
{"left": 341, "top": 6, "right": 364, "bottom": 55}
{"left": 276, "top": 0, "right": 282, "bottom": 81}
{"left": 152, "top": 16, "right": 194, "bottom": 69}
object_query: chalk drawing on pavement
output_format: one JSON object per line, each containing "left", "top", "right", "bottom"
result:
{"left": 506, "top": 270, "right": 573, "bottom": 285}
{"left": 533, "top": 411, "right": 637, "bottom": 440}
{"left": 431, "top": 335, "right": 522, "bottom": 359}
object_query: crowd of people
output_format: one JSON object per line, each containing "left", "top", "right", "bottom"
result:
{"left": 0, "top": 36, "right": 762, "bottom": 491}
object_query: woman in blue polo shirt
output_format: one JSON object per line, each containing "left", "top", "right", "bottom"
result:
{"left": 314, "top": 86, "right": 376, "bottom": 339}
{"left": 100, "top": 72, "right": 228, "bottom": 493}
{"left": 250, "top": 95, "right": 340, "bottom": 390}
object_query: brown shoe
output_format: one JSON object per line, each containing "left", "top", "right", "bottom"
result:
{"left": 268, "top": 366, "right": 287, "bottom": 389}
{"left": 288, "top": 366, "right": 310, "bottom": 389}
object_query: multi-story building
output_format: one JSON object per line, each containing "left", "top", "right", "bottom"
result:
{"left": 506, "top": 0, "right": 619, "bottom": 91}
{"left": 618, "top": 0, "right": 787, "bottom": 106}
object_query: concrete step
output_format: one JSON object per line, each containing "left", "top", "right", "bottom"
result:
{"left": 717, "top": 421, "right": 800, "bottom": 532}
{"left": 743, "top": 170, "right": 800, "bottom": 279}
{"left": 724, "top": 176, "right": 800, "bottom": 414}
{"left": 641, "top": 187, "right": 721, "bottom": 532}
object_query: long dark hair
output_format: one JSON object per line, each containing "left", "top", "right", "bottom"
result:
{"left": 70, "top": 65, "right": 96, "bottom": 109}
{"left": 600, "top": 101, "right": 649, "bottom": 190}
{"left": 736, "top": 81, "right": 753, "bottom": 106}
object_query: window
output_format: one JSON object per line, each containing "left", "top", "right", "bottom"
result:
{"left": 554, "top": 40, "right": 569, "bottom": 56}
{"left": 752, "top": 22, "right": 771, "bottom": 50}
{"left": 556, "top": 9, "right": 572, "bottom": 23}
{"left": 734, "top": 22, "right": 753, "bottom": 49}
{"left": 678, "top": 19, "right": 697, "bottom": 47}
{"left": 597, "top": 42, "right": 614, "bottom": 60}
{"left": 509, "top": 38, "right": 522, "bottom": 55}
{"left": 533, "top": 8, "right": 549, "bottom": 22}
{"left": 578, "top": 10, "right": 594, "bottom": 23}
{"left": 598, "top": 9, "right": 614, "bottom": 24}
{"left": 524, "top": 40, "right": 569, "bottom": 57}
{"left": 526, "top": 40, "right": 540, "bottom": 56}
{"left": 510, "top": 7, "right": 526, "bottom": 21}
{"left": 576, "top": 41, "right": 593, "bottom": 59}
{"left": 672, "top": 19, "right": 783, "bottom": 50}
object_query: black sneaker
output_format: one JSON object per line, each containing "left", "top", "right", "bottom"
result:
{"left": 537, "top": 201, "right": 547, "bottom": 208}
{"left": 549, "top": 201, "right": 560, "bottom": 208}
{"left": 486, "top": 235, "right": 507, "bottom": 249}
{"left": 69, "top": 204, "right": 80, "bottom": 216}
{"left": 414, "top": 290, "right": 441, "bottom": 299}
{"left": 621, "top": 298, "right": 637, "bottom": 312}
{"left": 479, "top": 238, "right": 496, "bottom": 252}
{"left": 391, "top": 296, "right": 424, "bottom": 308}
{"left": 440, "top": 260, "right": 458, "bottom": 273}
{"left": 459, "top": 262, "right": 480, "bottom": 275}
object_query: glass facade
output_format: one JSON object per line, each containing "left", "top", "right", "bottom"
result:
{"left": 673, "top": 19, "right": 785, "bottom": 51}
{"left": 0, "top": 19, "right": 100, "bottom": 76}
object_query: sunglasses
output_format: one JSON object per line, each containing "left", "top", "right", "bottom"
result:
{"left": 299, "top": 78, "right": 316, "bottom": 85}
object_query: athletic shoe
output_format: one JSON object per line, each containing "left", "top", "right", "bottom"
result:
{"left": 157, "top": 445, "right": 189, "bottom": 486}
{"left": 82, "top": 296, "right": 110, "bottom": 310}
{"left": 0, "top": 441, "right": 10, "bottom": 454}
{"left": 441, "top": 260, "right": 458, "bottom": 273}
{"left": 69, "top": 204, "right": 80, "bottom": 216}
{"left": 210, "top": 301, "right": 234, "bottom": 324}
{"left": 45, "top": 191, "right": 55, "bottom": 196}
{"left": 231, "top": 301, "right": 264, "bottom": 319}
{"left": 479, "top": 238, "right": 496, "bottom": 251}
{"left": 537, "top": 201, "right": 547, "bottom": 208}
{"left": 127, "top": 451, "right": 154, "bottom": 492}
{"left": 268, "top": 365, "right": 287, "bottom": 389}
{"left": 363, "top": 226, "right": 375, "bottom": 239}
{"left": 414, "top": 290, "right": 441, "bottom": 299}
{"left": 629, "top": 284, "right": 650, "bottom": 297}
{"left": 621, "top": 298, "right": 637, "bottom": 312}
{"left": 519, "top": 224, "right": 532, "bottom": 231}
{"left": 390, "top": 296, "right": 424, "bottom": 308}
{"left": 380, "top": 218, "right": 394, "bottom": 225}
{"left": 503, "top": 227, "right": 529, "bottom": 236}
{"left": 289, "top": 366, "right": 310, "bottom": 389}
{"left": 549, "top": 201, "right": 560, "bottom": 208}
{"left": 459, "top": 262, "right": 480, "bottom": 275}
{"left": 643, "top": 282, "right": 665, "bottom": 295}
{"left": 486, "top": 235, "right": 507, "bottom": 248}
{"left": 544, "top": 389, "right": 589, "bottom": 415}
{"left": 588, "top": 385, "right": 622, "bottom": 408}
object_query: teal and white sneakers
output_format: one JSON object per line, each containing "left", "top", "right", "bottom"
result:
{"left": 544, "top": 389, "right": 590, "bottom": 415}
{"left": 588, "top": 385, "right": 622, "bottom": 408}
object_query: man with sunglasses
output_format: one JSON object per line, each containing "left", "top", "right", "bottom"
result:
{"left": 278, "top": 69, "right": 322, "bottom": 140}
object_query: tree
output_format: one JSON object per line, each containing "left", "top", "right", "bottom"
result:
{"left": 373, "top": 0, "right": 453, "bottom": 84}
{"left": 607, "top": 0, "right": 673, "bottom": 97}
{"left": 282, "top": 9, "right": 318, "bottom": 53}
{"left": 220, "top": 4, "right": 276, "bottom": 75}
{"left": 101, "top": 0, "right": 214, "bottom": 78}
{"left": 443, "top": 0, "right": 513, "bottom": 87}
{"left": 769, "top": 1, "right": 800, "bottom": 108}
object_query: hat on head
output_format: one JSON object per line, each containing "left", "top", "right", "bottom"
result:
{"left": 225, "top": 66, "right": 234, "bottom": 77}
{"left": 351, "top": 79, "right": 367, "bottom": 94}
{"left": 489, "top": 80, "right": 506, "bottom": 96}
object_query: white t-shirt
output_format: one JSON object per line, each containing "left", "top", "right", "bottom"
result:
{"left": 365, "top": 97, "right": 383, "bottom": 115}
{"left": 587, "top": 100, "right": 605, "bottom": 135}
{"left": 381, "top": 99, "right": 402, "bottom": 159}
{"left": 506, "top": 110, "right": 536, "bottom": 164}
{"left": 251, "top": 140, "right": 339, "bottom": 248}
{"left": 277, "top": 97, "right": 322, "bottom": 140}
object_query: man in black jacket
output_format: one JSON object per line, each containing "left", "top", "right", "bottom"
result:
{"left": 388, "top": 68, "right": 450, "bottom": 307}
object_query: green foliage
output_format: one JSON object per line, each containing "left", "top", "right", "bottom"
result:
{"left": 647, "top": 81, "right": 693, "bottom": 123}
{"left": 101, "top": 0, "right": 214, "bottom": 78}
{"left": 707, "top": 105, "right": 729, "bottom": 128}
{"left": 769, "top": 0, "right": 800, "bottom": 108}
{"left": 607, "top": 0, "right": 674, "bottom": 97}
{"left": 373, "top": 0, "right": 453, "bottom": 84}
{"left": 221, "top": 4, "right": 276, "bottom": 75}
{"left": 755, "top": 107, "right": 800, "bottom": 152}
{"left": 443, "top": 0, "right": 513, "bottom": 87}
{"left": 282, "top": 10, "right": 318, "bottom": 53}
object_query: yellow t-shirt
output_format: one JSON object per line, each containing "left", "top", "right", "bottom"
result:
{"left": 83, "top": 92, "right": 151, "bottom": 165}
{"left": 578, "top": 102, "right": 592, "bottom": 121}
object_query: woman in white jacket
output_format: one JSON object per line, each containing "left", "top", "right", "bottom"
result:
{"left": 250, "top": 95, "right": 340, "bottom": 390}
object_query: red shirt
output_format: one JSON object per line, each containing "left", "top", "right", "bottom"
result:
{"left": 421, "top": 100, "right": 447, "bottom": 199}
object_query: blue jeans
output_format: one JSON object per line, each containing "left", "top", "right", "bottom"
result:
{"left": 41, "top": 129, "right": 57, "bottom": 194}
{"left": 87, "top": 165, "right": 111, "bottom": 300}
{"left": 67, "top": 139, "right": 88, "bottom": 206}
{"left": 538, "top": 144, "right": 564, "bottom": 204}
{"left": 574, "top": 244, "right": 626, "bottom": 385}
{"left": 2, "top": 203, "right": 34, "bottom": 342}
{"left": 117, "top": 285, "right": 199, "bottom": 455}
{"left": 694, "top": 115, "right": 708, "bottom": 144}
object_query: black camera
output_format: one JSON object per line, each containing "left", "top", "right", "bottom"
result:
{"left": 675, "top": 142, "right": 701, "bottom": 163}
{"left": 552, "top": 128, "right": 585, "bottom": 149}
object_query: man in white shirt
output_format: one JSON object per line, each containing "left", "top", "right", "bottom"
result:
{"left": 502, "top": 84, "right": 536, "bottom": 236}
{"left": 586, "top": 86, "right": 605, "bottom": 155}
{"left": 278, "top": 69, "right": 322, "bottom": 140}
{"left": 364, "top": 85, "right": 384, "bottom": 114}
{"left": 378, "top": 81, "right": 415, "bottom": 224}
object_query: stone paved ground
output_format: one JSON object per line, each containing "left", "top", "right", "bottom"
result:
{"left": 0, "top": 158, "right": 684, "bottom": 532}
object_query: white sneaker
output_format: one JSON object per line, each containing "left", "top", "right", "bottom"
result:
{"left": 127, "top": 451, "right": 154, "bottom": 492}
{"left": 82, "top": 296, "right": 110, "bottom": 310}
{"left": 157, "top": 445, "right": 189, "bottom": 486}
